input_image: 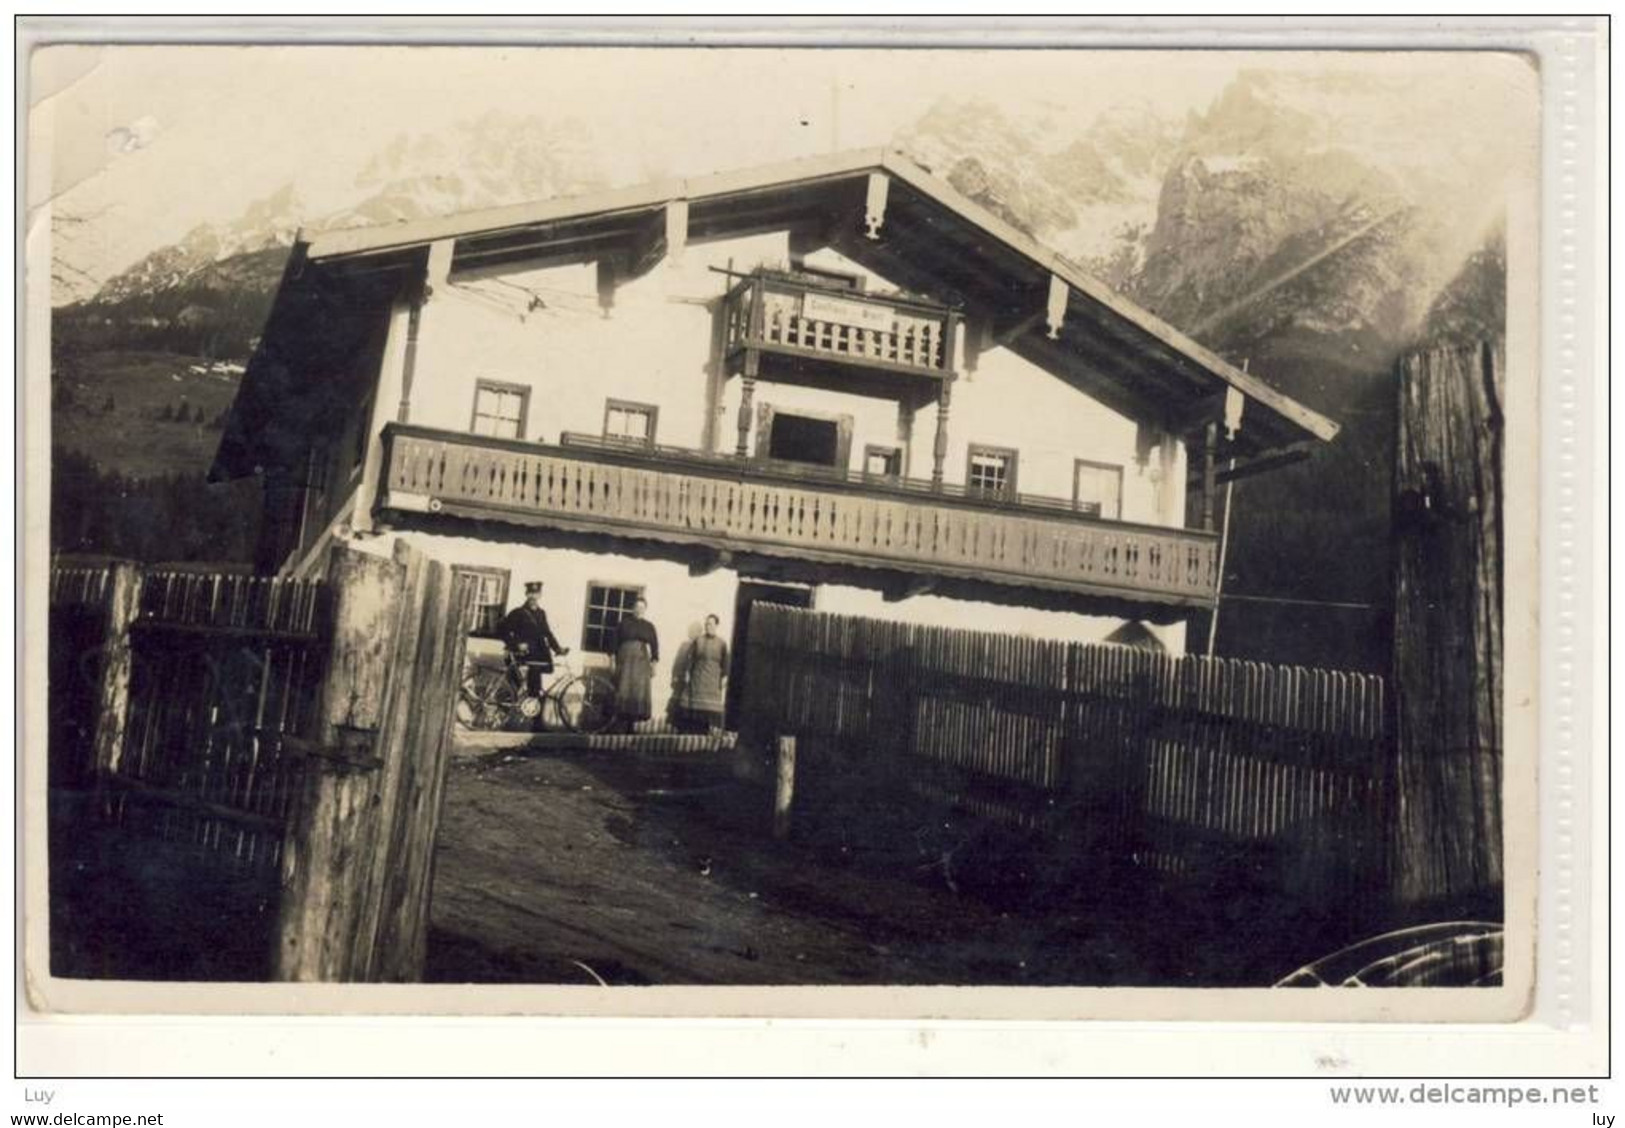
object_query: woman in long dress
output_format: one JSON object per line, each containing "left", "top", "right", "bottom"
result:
{"left": 675, "top": 613, "right": 729, "bottom": 733}
{"left": 611, "top": 597, "right": 659, "bottom": 731}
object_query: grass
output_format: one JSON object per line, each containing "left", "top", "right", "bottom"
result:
{"left": 52, "top": 349, "right": 243, "bottom": 479}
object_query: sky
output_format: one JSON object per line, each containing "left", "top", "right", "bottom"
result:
{"left": 28, "top": 46, "right": 1535, "bottom": 299}
{"left": 30, "top": 46, "right": 1246, "bottom": 291}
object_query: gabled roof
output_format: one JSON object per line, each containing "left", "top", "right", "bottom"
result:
{"left": 214, "top": 148, "right": 1338, "bottom": 481}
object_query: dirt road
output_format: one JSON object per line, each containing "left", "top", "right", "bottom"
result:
{"left": 425, "top": 749, "right": 1168, "bottom": 986}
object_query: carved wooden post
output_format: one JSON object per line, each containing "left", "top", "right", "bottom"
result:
{"left": 736, "top": 275, "right": 765, "bottom": 458}
{"left": 737, "top": 354, "right": 758, "bottom": 459}
{"left": 931, "top": 377, "right": 953, "bottom": 487}
{"left": 91, "top": 561, "right": 144, "bottom": 777}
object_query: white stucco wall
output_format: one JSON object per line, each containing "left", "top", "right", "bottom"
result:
{"left": 333, "top": 528, "right": 1183, "bottom": 725}
{"left": 386, "top": 233, "right": 1184, "bottom": 528}
{"left": 313, "top": 226, "right": 1193, "bottom": 660}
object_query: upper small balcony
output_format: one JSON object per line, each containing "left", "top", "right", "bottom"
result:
{"left": 722, "top": 267, "right": 959, "bottom": 384}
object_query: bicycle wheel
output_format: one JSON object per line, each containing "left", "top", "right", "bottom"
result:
{"left": 561, "top": 671, "right": 617, "bottom": 734}
{"left": 551, "top": 677, "right": 586, "bottom": 732}
{"left": 456, "top": 669, "right": 517, "bottom": 730}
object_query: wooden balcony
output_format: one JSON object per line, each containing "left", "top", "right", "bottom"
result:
{"left": 722, "top": 268, "right": 959, "bottom": 382}
{"left": 377, "top": 424, "right": 1219, "bottom": 610}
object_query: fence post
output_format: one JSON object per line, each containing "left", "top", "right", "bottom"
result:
{"left": 772, "top": 735, "right": 796, "bottom": 840}
{"left": 274, "top": 545, "right": 405, "bottom": 982}
{"left": 91, "top": 561, "right": 144, "bottom": 777}
{"left": 1392, "top": 339, "right": 1504, "bottom": 915}
{"left": 274, "top": 540, "right": 474, "bottom": 983}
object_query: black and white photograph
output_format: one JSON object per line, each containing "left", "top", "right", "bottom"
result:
{"left": 29, "top": 40, "right": 1540, "bottom": 1015}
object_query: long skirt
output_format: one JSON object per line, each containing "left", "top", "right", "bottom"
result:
{"left": 613, "top": 640, "right": 653, "bottom": 721}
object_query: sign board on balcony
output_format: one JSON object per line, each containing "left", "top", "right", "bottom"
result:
{"left": 800, "top": 292, "right": 893, "bottom": 331}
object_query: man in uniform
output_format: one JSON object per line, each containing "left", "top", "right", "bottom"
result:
{"left": 497, "top": 581, "right": 569, "bottom": 699}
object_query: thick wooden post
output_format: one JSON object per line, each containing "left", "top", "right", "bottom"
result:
{"left": 274, "top": 541, "right": 474, "bottom": 982}
{"left": 91, "top": 562, "right": 143, "bottom": 776}
{"left": 275, "top": 546, "right": 404, "bottom": 982}
{"left": 1392, "top": 339, "right": 1504, "bottom": 913}
{"left": 772, "top": 735, "right": 796, "bottom": 840}
{"left": 371, "top": 559, "right": 476, "bottom": 980}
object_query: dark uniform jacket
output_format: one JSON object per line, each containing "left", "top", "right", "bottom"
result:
{"left": 498, "top": 604, "right": 564, "bottom": 672}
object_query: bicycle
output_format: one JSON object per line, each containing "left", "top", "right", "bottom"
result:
{"left": 456, "top": 651, "right": 617, "bottom": 734}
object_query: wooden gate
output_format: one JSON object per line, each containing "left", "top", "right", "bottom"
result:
{"left": 46, "top": 541, "right": 476, "bottom": 982}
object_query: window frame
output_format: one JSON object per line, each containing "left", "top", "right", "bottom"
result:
{"left": 453, "top": 566, "right": 511, "bottom": 638}
{"left": 754, "top": 402, "right": 855, "bottom": 470}
{"left": 862, "top": 443, "right": 904, "bottom": 480}
{"left": 965, "top": 443, "right": 1020, "bottom": 499}
{"left": 1072, "top": 458, "right": 1125, "bottom": 520}
{"left": 581, "top": 581, "right": 647, "bottom": 655}
{"left": 469, "top": 378, "right": 531, "bottom": 440}
{"left": 601, "top": 398, "right": 660, "bottom": 446}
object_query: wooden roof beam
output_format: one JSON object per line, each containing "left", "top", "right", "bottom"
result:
{"left": 864, "top": 172, "right": 889, "bottom": 240}
{"left": 1188, "top": 441, "right": 1313, "bottom": 488}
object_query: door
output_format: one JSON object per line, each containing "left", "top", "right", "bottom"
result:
{"left": 725, "top": 580, "right": 815, "bottom": 729}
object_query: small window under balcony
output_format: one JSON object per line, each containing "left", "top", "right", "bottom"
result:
{"left": 603, "top": 399, "right": 658, "bottom": 446}
{"left": 864, "top": 444, "right": 903, "bottom": 479}
{"left": 967, "top": 444, "right": 1019, "bottom": 499}
{"left": 471, "top": 380, "right": 529, "bottom": 439}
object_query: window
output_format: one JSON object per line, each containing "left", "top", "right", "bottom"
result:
{"left": 864, "top": 444, "right": 903, "bottom": 479}
{"left": 455, "top": 567, "right": 511, "bottom": 637}
{"left": 966, "top": 444, "right": 1019, "bottom": 498}
{"left": 470, "top": 380, "right": 530, "bottom": 439}
{"left": 756, "top": 404, "right": 854, "bottom": 469}
{"left": 1073, "top": 460, "right": 1124, "bottom": 519}
{"left": 603, "top": 399, "right": 658, "bottom": 446}
{"left": 582, "top": 583, "right": 645, "bottom": 654}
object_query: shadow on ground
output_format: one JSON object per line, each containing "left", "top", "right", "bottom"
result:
{"left": 424, "top": 747, "right": 1373, "bottom": 987}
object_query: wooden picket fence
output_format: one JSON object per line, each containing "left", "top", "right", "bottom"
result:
{"left": 741, "top": 605, "right": 1396, "bottom": 914}
{"left": 47, "top": 567, "right": 119, "bottom": 788}
{"left": 49, "top": 563, "right": 332, "bottom": 871}
{"left": 48, "top": 548, "right": 477, "bottom": 983}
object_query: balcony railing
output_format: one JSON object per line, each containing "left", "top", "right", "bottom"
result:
{"left": 378, "top": 424, "right": 1218, "bottom": 607}
{"left": 722, "top": 269, "right": 958, "bottom": 380}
